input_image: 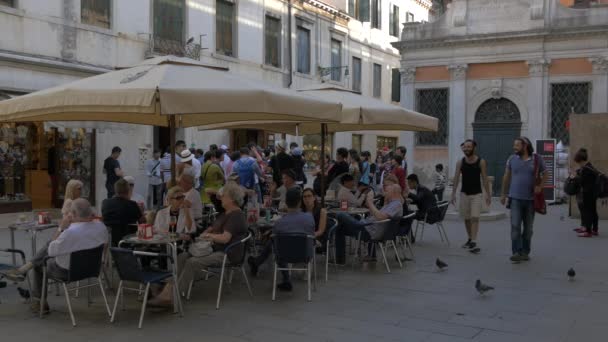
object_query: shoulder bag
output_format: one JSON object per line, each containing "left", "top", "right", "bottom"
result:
{"left": 533, "top": 154, "right": 547, "bottom": 215}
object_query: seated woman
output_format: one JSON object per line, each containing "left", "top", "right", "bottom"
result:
{"left": 148, "top": 182, "right": 248, "bottom": 306}
{"left": 301, "top": 188, "right": 328, "bottom": 241}
{"left": 153, "top": 186, "right": 193, "bottom": 235}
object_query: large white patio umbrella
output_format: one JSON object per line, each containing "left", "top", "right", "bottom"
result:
{"left": 0, "top": 56, "right": 342, "bottom": 183}
{"left": 196, "top": 86, "right": 438, "bottom": 201}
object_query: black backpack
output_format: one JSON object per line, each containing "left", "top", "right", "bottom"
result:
{"left": 585, "top": 165, "right": 608, "bottom": 198}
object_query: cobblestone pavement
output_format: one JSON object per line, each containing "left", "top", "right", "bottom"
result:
{"left": 1, "top": 204, "right": 607, "bottom": 342}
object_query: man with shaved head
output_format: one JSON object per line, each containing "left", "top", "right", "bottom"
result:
{"left": 334, "top": 183, "right": 404, "bottom": 264}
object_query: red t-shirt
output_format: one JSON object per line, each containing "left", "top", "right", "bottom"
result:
{"left": 392, "top": 167, "right": 406, "bottom": 191}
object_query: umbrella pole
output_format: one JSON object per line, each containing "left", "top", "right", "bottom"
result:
{"left": 169, "top": 115, "right": 176, "bottom": 186}
{"left": 320, "top": 123, "right": 327, "bottom": 207}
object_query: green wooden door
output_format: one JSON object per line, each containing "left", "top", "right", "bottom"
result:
{"left": 473, "top": 98, "right": 522, "bottom": 195}
{"left": 474, "top": 124, "right": 521, "bottom": 195}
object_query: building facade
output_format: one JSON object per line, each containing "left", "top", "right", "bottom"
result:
{"left": 0, "top": 0, "right": 429, "bottom": 210}
{"left": 394, "top": 0, "right": 608, "bottom": 191}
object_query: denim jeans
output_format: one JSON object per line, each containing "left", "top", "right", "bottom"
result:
{"left": 510, "top": 199, "right": 535, "bottom": 255}
{"left": 335, "top": 212, "right": 371, "bottom": 264}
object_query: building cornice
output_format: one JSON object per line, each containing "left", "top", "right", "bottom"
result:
{"left": 0, "top": 50, "right": 112, "bottom": 75}
{"left": 413, "top": 0, "right": 433, "bottom": 10}
{"left": 393, "top": 25, "right": 608, "bottom": 51}
{"left": 302, "top": 0, "right": 350, "bottom": 20}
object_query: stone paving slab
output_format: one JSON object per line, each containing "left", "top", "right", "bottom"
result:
{"left": 1, "top": 204, "right": 608, "bottom": 341}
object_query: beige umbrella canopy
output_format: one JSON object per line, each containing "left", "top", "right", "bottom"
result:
{"left": 0, "top": 56, "right": 343, "bottom": 184}
{"left": 196, "top": 86, "right": 438, "bottom": 134}
{"left": 196, "top": 86, "right": 438, "bottom": 203}
{"left": 0, "top": 56, "right": 342, "bottom": 127}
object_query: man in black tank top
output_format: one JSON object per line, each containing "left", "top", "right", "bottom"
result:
{"left": 450, "top": 140, "right": 491, "bottom": 253}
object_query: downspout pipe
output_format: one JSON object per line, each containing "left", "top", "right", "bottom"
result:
{"left": 288, "top": 0, "right": 293, "bottom": 88}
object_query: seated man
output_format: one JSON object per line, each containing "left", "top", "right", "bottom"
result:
{"left": 337, "top": 174, "right": 371, "bottom": 208}
{"left": 334, "top": 184, "right": 403, "bottom": 265}
{"left": 102, "top": 178, "right": 145, "bottom": 246}
{"left": 406, "top": 174, "right": 437, "bottom": 221}
{"left": 271, "top": 169, "right": 299, "bottom": 211}
{"left": 123, "top": 175, "right": 146, "bottom": 210}
{"left": 248, "top": 187, "right": 315, "bottom": 291}
{"left": 4, "top": 199, "right": 108, "bottom": 313}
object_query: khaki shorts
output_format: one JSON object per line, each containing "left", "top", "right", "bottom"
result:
{"left": 459, "top": 193, "right": 482, "bottom": 220}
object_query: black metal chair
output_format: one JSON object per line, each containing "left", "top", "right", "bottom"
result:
{"left": 109, "top": 247, "right": 183, "bottom": 329}
{"left": 324, "top": 218, "right": 339, "bottom": 282}
{"left": 366, "top": 218, "right": 403, "bottom": 273}
{"left": 186, "top": 232, "right": 253, "bottom": 309}
{"left": 396, "top": 212, "right": 417, "bottom": 261}
{"left": 40, "top": 244, "right": 111, "bottom": 326}
{"left": 271, "top": 233, "right": 315, "bottom": 301}
{"left": 414, "top": 201, "right": 450, "bottom": 246}
{"left": 0, "top": 248, "right": 32, "bottom": 304}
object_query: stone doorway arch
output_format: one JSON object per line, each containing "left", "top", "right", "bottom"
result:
{"left": 473, "top": 98, "right": 522, "bottom": 195}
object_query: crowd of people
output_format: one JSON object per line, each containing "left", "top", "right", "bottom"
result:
{"left": 2, "top": 135, "right": 603, "bottom": 314}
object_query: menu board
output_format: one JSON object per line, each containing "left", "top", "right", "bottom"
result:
{"left": 535, "top": 139, "right": 556, "bottom": 202}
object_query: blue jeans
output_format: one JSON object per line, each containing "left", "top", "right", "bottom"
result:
{"left": 335, "top": 213, "right": 371, "bottom": 264}
{"left": 510, "top": 199, "right": 535, "bottom": 255}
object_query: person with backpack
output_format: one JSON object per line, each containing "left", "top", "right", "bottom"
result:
{"left": 572, "top": 148, "right": 599, "bottom": 237}
{"left": 233, "top": 147, "right": 265, "bottom": 201}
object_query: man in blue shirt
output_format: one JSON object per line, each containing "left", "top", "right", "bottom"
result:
{"left": 334, "top": 184, "right": 404, "bottom": 265}
{"left": 248, "top": 187, "right": 315, "bottom": 291}
{"left": 500, "top": 137, "right": 548, "bottom": 263}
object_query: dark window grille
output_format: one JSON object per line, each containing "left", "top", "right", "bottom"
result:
{"left": 371, "top": 0, "right": 381, "bottom": 29}
{"left": 216, "top": 0, "right": 235, "bottom": 57}
{"left": 0, "top": 0, "right": 15, "bottom": 7}
{"left": 296, "top": 26, "right": 311, "bottom": 74}
{"left": 153, "top": 0, "right": 185, "bottom": 54}
{"left": 264, "top": 16, "right": 281, "bottom": 67}
{"left": 330, "top": 39, "right": 342, "bottom": 82}
{"left": 391, "top": 68, "right": 400, "bottom": 102}
{"left": 416, "top": 88, "right": 449, "bottom": 146}
{"left": 550, "top": 82, "right": 590, "bottom": 145}
{"left": 81, "top": 0, "right": 111, "bottom": 29}
{"left": 389, "top": 5, "right": 399, "bottom": 37}
{"left": 373, "top": 63, "right": 382, "bottom": 98}
{"left": 352, "top": 57, "right": 362, "bottom": 92}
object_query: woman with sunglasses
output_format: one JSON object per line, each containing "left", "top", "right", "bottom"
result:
{"left": 153, "top": 186, "right": 193, "bottom": 234}
{"left": 301, "top": 188, "right": 328, "bottom": 240}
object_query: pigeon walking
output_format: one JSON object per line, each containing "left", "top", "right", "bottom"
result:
{"left": 475, "top": 279, "right": 494, "bottom": 295}
{"left": 567, "top": 268, "right": 576, "bottom": 281}
{"left": 436, "top": 258, "right": 448, "bottom": 271}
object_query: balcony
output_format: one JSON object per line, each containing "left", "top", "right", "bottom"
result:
{"left": 142, "top": 34, "right": 202, "bottom": 60}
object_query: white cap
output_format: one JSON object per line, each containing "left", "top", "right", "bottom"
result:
{"left": 123, "top": 176, "right": 135, "bottom": 185}
{"left": 180, "top": 149, "right": 194, "bottom": 162}
{"left": 220, "top": 144, "right": 228, "bottom": 150}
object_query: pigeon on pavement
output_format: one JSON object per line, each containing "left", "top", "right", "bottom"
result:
{"left": 567, "top": 268, "right": 576, "bottom": 281}
{"left": 436, "top": 258, "right": 448, "bottom": 271}
{"left": 475, "top": 279, "right": 494, "bottom": 295}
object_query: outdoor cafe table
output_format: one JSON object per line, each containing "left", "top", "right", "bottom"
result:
{"left": 118, "top": 234, "right": 180, "bottom": 313}
{"left": 8, "top": 221, "right": 59, "bottom": 265}
{"left": 328, "top": 207, "right": 370, "bottom": 216}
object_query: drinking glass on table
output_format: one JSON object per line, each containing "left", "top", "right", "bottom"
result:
{"left": 169, "top": 215, "right": 177, "bottom": 239}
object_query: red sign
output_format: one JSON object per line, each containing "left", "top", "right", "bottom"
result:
{"left": 544, "top": 142, "right": 554, "bottom": 152}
